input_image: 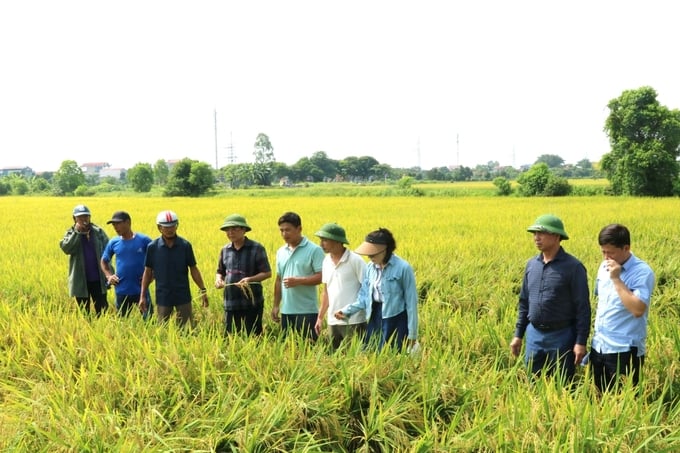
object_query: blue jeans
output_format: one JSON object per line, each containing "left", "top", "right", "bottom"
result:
{"left": 364, "top": 302, "right": 409, "bottom": 351}
{"left": 524, "top": 323, "right": 577, "bottom": 381}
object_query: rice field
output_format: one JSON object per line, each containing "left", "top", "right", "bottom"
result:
{"left": 1, "top": 194, "right": 680, "bottom": 451}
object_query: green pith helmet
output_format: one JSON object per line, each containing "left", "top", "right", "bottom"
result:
{"left": 220, "top": 214, "right": 251, "bottom": 232}
{"left": 527, "top": 214, "right": 569, "bottom": 240}
{"left": 315, "top": 223, "right": 349, "bottom": 244}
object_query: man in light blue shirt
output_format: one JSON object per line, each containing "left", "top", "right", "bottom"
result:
{"left": 591, "top": 224, "right": 655, "bottom": 392}
{"left": 272, "top": 212, "right": 325, "bottom": 341}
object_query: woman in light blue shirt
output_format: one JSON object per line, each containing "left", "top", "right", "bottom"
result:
{"left": 334, "top": 228, "right": 418, "bottom": 351}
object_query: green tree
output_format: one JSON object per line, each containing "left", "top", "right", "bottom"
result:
{"left": 310, "top": 151, "right": 339, "bottom": 180}
{"left": 29, "top": 176, "right": 51, "bottom": 193}
{"left": 426, "top": 166, "right": 452, "bottom": 181}
{"left": 128, "top": 163, "right": 154, "bottom": 192}
{"left": 53, "top": 160, "right": 86, "bottom": 195}
{"left": 535, "top": 154, "right": 565, "bottom": 168}
{"left": 253, "top": 133, "right": 275, "bottom": 186}
{"left": 164, "top": 158, "right": 215, "bottom": 196}
{"left": 270, "top": 162, "right": 293, "bottom": 183}
{"left": 10, "top": 176, "right": 29, "bottom": 195}
{"left": 371, "top": 163, "right": 396, "bottom": 181}
{"left": 451, "top": 166, "right": 473, "bottom": 181}
{"left": 338, "top": 157, "right": 361, "bottom": 180}
{"left": 493, "top": 177, "right": 512, "bottom": 196}
{"left": 0, "top": 179, "right": 10, "bottom": 195}
{"left": 573, "top": 159, "right": 594, "bottom": 178}
{"left": 601, "top": 86, "right": 680, "bottom": 196}
{"left": 222, "top": 163, "right": 254, "bottom": 188}
{"left": 517, "top": 163, "right": 572, "bottom": 197}
{"left": 291, "top": 157, "right": 324, "bottom": 182}
{"left": 154, "top": 159, "right": 169, "bottom": 186}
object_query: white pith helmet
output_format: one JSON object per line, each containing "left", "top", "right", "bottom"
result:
{"left": 156, "top": 210, "right": 179, "bottom": 227}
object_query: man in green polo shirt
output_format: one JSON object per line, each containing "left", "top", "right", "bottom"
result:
{"left": 272, "top": 211, "right": 325, "bottom": 341}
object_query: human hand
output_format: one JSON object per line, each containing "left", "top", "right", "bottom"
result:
{"left": 573, "top": 344, "right": 587, "bottom": 365}
{"left": 139, "top": 298, "right": 147, "bottom": 314}
{"left": 333, "top": 310, "right": 346, "bottom": 320}
{"left": 406, "top": 340, "right": 421, "bottom": 355}
{"left": 605, "top": 259, "right": 622, "bottom": 279}
{"left": 271, "top": 306, "right": 280, "bottom": 323}
{"left": 107, "top": 274, "right": 120, "bottom": 286}
{"left": 74, "top": 218, "right": 91, "bottom": 233}
{"left": 510, "top": 337, "right": 522, "bottom": 357}
{"left": 282, "top": 277, "right": 298, "bottom": 288}
{"left": 215, "top": 276, "right": 225, "bottom": 289}
{"left": 201, "top": 293, "right": 209, "bottom": 308}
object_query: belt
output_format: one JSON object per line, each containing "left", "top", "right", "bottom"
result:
{"left": 531, "top": 320, "right": 574, "bottom": 332}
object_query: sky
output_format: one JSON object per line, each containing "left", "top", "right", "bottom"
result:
{"left": 1, "top": 1, "right": 679, "bottom": 173}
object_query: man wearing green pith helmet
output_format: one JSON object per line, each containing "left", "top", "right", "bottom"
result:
{"left": 510, "top": 214, "right": 591, "bottom": 383}
{"left": 314, "top": 222, "right": 366, "bottom": 349}
{"left": 215, "top": 213, "right": 272, "bottom": 336}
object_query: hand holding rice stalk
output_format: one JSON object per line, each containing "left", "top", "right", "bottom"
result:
{"left": 224, "top": 280, "right": 260, "bottom": 303}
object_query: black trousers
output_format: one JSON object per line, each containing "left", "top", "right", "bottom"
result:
{"left": 225, "top": 304, "right": 263, "bottom": 336}
{"left": 75, "top": 281, "right": 108, "bottom": 315}
{"left": 590, "top": 347, "right": 644, "bottom": 392}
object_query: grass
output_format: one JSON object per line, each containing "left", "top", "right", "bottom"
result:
{"left": 1, "top": 193, "right": 680, "bottom": 451}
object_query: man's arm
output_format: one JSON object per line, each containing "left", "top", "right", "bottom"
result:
{"left": 139, "top": 267, "right": 154, "bottom": 312}
{"left": 272, "top": 275, "right": 282, "bottom": 322}
{"left": 315, "top": 285, "right": 330, "bottom": 334}
{"left": 190, "top": 265, "right": 209, "bottom": 307}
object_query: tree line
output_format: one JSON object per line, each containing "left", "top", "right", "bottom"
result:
{"left": 2, "top": 86, "right": 679, "bottom": 197}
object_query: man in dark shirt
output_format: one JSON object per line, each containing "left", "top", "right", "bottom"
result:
{"left": 510, "top": 214, "right": 590, "bottom": 382}
{"left": 215, "top": 214, "right": 272, "bottom": 336}
{"left": 139, "top": 210, "right": 209, "bottom": 328}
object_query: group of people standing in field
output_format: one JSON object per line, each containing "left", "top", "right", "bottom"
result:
{"left": 59, "top": 206, "right": 419, "bottom": 352}
{"left": 511, "top": 214, "right": 655, "bottom": 393}
{"left": 59, "top": 205, "right": 655, "bottom": 392}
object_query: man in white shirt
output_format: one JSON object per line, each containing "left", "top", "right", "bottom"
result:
{"left": 314, "top": 223, "right": 366, "bottom": 349}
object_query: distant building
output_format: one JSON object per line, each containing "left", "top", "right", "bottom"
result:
{"left": 0, "top": 166, "right": 34, "bottom": 177}
{"left": 80, "top": 162, "right": 110, "bottom": 175}
{"left": 99, "top": 167, "right": 125, "bottom": 179}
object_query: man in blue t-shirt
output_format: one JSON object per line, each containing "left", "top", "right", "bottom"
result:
{"left": 101, "top": 211, "right": 153, "bottom": 318}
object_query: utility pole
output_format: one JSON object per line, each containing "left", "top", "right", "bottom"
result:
{"left": 456, "top": 133, "right": 459, "bottom": 166}
{"left": 417, "top": 137, "right": 421, "bottom": 167}
{"left": 214, "top": 109, "right": 219, "bottom": 169}
{"left": 226, "top": 132, "right": 236, "bottom": 164}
